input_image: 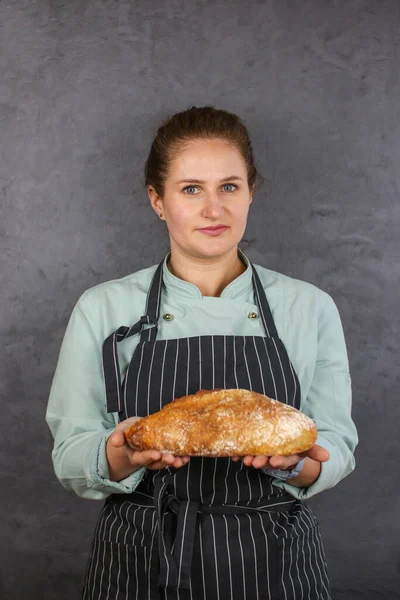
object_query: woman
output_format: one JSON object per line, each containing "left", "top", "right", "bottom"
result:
{"left": 46, "top": 105, "right": 358, "bottom": 600}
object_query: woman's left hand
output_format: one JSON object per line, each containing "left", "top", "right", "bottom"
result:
{"left": 231, "top": 443, "right": 330, "bottom": 470}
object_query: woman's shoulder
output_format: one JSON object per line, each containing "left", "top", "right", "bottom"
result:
{"left": 75, "top": 263, "right": 159, "bottom": 314}
{"left": 252, "top": 262, "right": 332, "bottom": 308}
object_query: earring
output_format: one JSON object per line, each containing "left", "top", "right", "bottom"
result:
{"left": 159, "top": 213, "right": 163, "bottom": 219}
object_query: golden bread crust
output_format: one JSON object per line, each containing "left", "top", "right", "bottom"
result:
{"left": 124, "top": 388, "right": 317, "bottom": 456}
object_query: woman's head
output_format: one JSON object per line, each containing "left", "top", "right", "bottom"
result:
{"left": 145, "top": 105, "right": 258, "bottom": 261}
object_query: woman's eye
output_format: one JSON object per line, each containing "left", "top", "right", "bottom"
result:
{"left": 222, "top": 183, "right": 237, "bottom": 192}
{"left": 183, "top": 185, "right": 198, "bottom": 194}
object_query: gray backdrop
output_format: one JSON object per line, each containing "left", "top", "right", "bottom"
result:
{"left": 1, "top": 0, "right": 399, "bottom": 598}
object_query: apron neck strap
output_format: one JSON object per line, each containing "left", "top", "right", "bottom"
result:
{"left": 139, "top": 255, "right": 165, "bottom": 343}
{"left": 249, "top": 260, "right": 279, "bottom": 338}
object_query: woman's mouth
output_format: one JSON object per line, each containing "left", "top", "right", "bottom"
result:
{"left": 197, "top": 225, "right": 229, "bottom": 236}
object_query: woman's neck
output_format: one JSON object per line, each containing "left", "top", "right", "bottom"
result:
{"left": 167, "top": 247, "right": 247, "bottom": 297}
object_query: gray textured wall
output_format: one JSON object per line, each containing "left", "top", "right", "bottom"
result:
{"left": 1, "top": 1, "right": 399, "bottom": 598}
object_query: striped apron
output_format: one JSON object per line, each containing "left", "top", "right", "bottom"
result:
{"left": 82, "top": 253, "right": 331, "bottom": 600}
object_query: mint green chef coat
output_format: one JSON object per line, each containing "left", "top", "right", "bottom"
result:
{"left": 46, "top": 251, "right": 358, "bottom": 501}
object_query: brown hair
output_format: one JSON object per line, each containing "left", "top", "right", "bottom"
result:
{"left": 144, "top": 105, "right": 259, "bottom": 198}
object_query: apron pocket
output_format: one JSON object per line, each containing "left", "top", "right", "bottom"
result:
{"left": 274, "top": 518, "right": 331, "bottom": 600}
{"left": 82, "top": 539, "right": 159, "bottom": 600}
{"left": 95, "top": 499, "right": 158, "bottom": 549}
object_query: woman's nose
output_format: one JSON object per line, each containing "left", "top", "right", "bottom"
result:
{"left": 201, "top": 192, "right": 225, "bottom": 219}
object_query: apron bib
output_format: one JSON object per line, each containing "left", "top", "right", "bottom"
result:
{"left": 82, "top": 252, "right": 331, "bottom": 600}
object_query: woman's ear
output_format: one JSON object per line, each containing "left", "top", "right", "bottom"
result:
{"left": 148, "top": 186, "right": 164, "bottom": 218}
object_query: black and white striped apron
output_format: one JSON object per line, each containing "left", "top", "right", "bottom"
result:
{"left": 82, "top": 252, "right": 331, "bottom": 600}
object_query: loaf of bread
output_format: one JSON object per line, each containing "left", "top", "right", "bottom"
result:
{"left": 124, "top": 388, "right": 317, "bottom": 456}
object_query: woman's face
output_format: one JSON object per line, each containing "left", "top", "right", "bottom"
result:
{"left": 148, "top": 138, "right": 253, "bottom": 260}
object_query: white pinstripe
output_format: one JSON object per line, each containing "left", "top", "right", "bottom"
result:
{"left": 199, "top": 457, "right": 204, "bottom": 504}
{"left": 124, "top": 506, "right": 139, "bottom": 546}
{"left": 246, "top": 513, "right": 260, "bottom": 600}
{"left": 288, "top": 356, "right": 298, "bottom": 407}
{"left": 294, "top": 534, "right": 305, "bottom": 600}
{"left": 132, "top": 342, "right": 145, "bottom": 416}
{"left": 115, "top": 542, "right": 121, "bottom": 600}
{"left": 140, "top": 508, "right": 149, "bottom": 546}
{"left": 146, "top": 342, "right": 157, "bottom": 415}
{"left": 224, "top": 459, "right": 230, "bottom": 504}
{"left": 159, "top": 341, "right": 168, "bottom": 411}
{"left": 234, "top": 515, "right": 247, "bottom": 600}
{"left": 223, "top": 336, "right": 227, "bottom": 389}
{"left": 242, "top": 336, "right": 252, "bottom": 390}
{"left": 98, "top": 539, "right": 108, "bottom": 600}
{"left": 107, "top": 503, "right": 119, "bottom": 543}
{"left": 209, "top": 514, "right": 221, "bottom": 600}
{"left": 210, "top": 335, "right": 215, "bottom": 389}
{"left": 222, "top": 515, "right": 234, "bottom": 600}
{"left": 147, "top": 511, "right": 157, "bottom": 600}
{"left": 256, "top": 513, "right": 271, "bottom": 600}
{"left": 177, "top": 501, "right": 190, "bottom": 589}
{"left": 158, "top": 479, "right": 171, "bottom": 590}
{"left": 105, "top": 539, "right": 114, "bottom": 600}
{"left": 111, "top": 331, "right": 121, "bottom": 412}
{"left": 252, "top": 336, "right": 265, "bottom": 395}
{"left": 134, "top": 545, "right": 139, "bottom": 600}
{"left": 272, "top": 338, "right": 289, "bottom": 404}
{"left": 172, "top": 338, "right": 179, "bottom": 401}
{"left": 262, "top": 337, "right": 278, "bottom": 400}
{"left": 186, "top": 337, "right": 190, "bottom": 396}
{"left": 233, "top": 337, "right": 239, "bottom": 388}
{"left": 210, "top": 458, "right": 218, "bottom": 505}
{"left": 244, "top": 467, "right": 252, "bottom": 500}
{"left": 198, "top": 520, "right": 207, "bottom": 600}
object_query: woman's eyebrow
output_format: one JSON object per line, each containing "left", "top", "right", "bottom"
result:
{"left": 176, "top": 175, "right": 244, "bottom": 184}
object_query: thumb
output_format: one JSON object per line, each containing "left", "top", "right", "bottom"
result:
{"left": 109, "top": 428, "right": 126, "bottom": 448}
{"left": 305, "top": 444, "right": 330, "bottom": 463}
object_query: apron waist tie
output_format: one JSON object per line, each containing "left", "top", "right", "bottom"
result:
{"left": 110, "top": 486, "right": 296, "bottom": 591}
{"left": 151, "top": 479, "right": 297, "bottom": 591}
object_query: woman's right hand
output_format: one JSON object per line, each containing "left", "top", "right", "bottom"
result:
{"left": 106, "top": 417, "right": 190, "bottom": 482}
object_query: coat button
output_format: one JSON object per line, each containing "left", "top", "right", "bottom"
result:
{"left": 163, "top": 313, "right": 174, "bottom": 321}
{"left": 248, "top": 312, "right": 258, "bottom": 319}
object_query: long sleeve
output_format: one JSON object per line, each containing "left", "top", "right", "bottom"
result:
{"left": 45, "top": 292, "right": 145, "bottom": 500}
{"left": 271, "top": 293, "right": 359, "bottom": 499}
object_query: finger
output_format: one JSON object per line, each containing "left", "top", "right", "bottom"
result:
{"left": 171, "top": 457, "right": 189, "bottom": 469}
{"left": 268, "top": 455, "right": 301, "bottom": 469}
{"left": 160, "top": 453, "right": 176, "bottom": 466}
{"left": 146, "top": 460, "right": 167, "bottom": 470}
{"left": 251, "top": 455, "right": 270, "bottom": 469}
{"left": 231, "top": 456, "right": 241, "bottom": 462}
{"left": 115, "top": 416, "right": 142, "bottom": 432}
{"left": 242, "top": 455, "right": 254, "bottom": 467}
{"left": 130, "top": 449, "right": 162, "bottom": 467}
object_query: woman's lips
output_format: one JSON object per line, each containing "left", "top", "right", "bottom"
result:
{"left": 197, "top": 226, "right": 229, "bottom": 236}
